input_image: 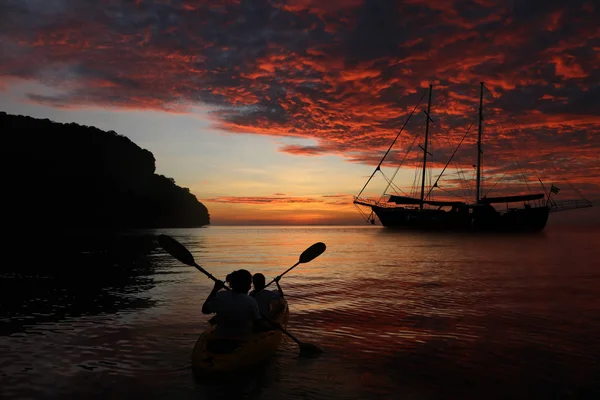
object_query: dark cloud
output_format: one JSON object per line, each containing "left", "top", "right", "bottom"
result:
{"left": 1, "top": 0, "right": 599, "bottom": 198}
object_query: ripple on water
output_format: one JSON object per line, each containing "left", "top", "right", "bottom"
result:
{"left": 2, "top": 226, "right": 600, "bottom": 399}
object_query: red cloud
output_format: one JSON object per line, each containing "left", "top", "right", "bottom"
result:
{"left": 203, "top": 194, "right": 353, "bottom": 206}
{"left": 552, "top": 56, "right": 588, "bottom": 79}
{"left": 1, "top": 0, "right": 598, "bottom": 203}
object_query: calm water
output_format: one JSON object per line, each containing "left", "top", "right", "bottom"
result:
{"left": 2, "top": 225, "right": 600, "bottom": 399}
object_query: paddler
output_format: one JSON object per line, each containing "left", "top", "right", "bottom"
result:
{"left": 202, "top": 269, "right": 268, "bottom": 337}
{"left": 249, "top": 273, "right": 285, "bottom": 317}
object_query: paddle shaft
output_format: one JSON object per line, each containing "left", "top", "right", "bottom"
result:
{"left": 261, "top": 241, "right": 325, "bottom": 292}
{"left": 273, "top": 318, "right": 302, "bottom": 344}
{"left": 263, "top": 261, "right": 300, "bottom": 290}
{"left": 192, "top": 262, "right": 219, "bottom": 283}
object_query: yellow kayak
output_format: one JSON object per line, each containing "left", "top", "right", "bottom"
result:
{"left": 191, "top": 298, "right": 289, "bottom": 375}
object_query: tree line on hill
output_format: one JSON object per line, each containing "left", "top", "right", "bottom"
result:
{"left": 1, "top": 111, "right": 210, "bottom": 273}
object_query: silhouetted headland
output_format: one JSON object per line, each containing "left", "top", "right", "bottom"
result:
{"left": 1, "top": 111, "right": 210, "bottom": 274}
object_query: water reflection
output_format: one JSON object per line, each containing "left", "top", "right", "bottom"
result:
{"left": 0, "top": 274, "right": 157, "bottom": 336}
{"left": 1, "top": 231, "right": 159, "bottom": 336}
{"left": 1, "top": 226, "right": 600, "bottom": 399}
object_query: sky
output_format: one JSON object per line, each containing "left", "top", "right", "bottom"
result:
{"left": 1, "top": 0, "right": 599, "bottom": 225}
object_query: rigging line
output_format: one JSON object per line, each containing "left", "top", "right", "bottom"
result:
{"left": 436, "top": 117, "right": 474, "bottom": 200}
{"left": 377, "top": 162, "right": 415, "bottom": 202}
{"left": 360, "top": 205, "right": 373, "bottom": 224}
{"left": 484, "top": 84, "right": 550, "bottom": 193}
{"left": 447, "top": 153, "right": 468, "bottom": 199}
{"left": 509, "top": 116, "right": 547, "bottom": 187}
{"left": 378, "top": 170, "right": 399, "bottom": 194}
{"left": 411, "top": 156, "right": 421, "bottom": 198}
{"left": 427, "top": 135, "right": 433, "bottom": 199}
{"left": 379, "top": 127, "right": 421, "bottom": 201}
{"left": 377, "top": 168, "right": 407, "bottom": 197}
{"left": 482, "top": 173, "right": 507, "bottom": 198}
{"left": 354, "top": 202, "right": 374, "bottom": 223}
{"left": 496, "top": 117, "right": 536, "bottom": 196}
{"left": 380, "top": 169, "right": 409, "bottom": 197}
{"left": 449, "top": 152, "right": 471, "bottom": 200}
{"left": 537, "top": 177, "right": 550, "bottom": 198}
{"left": 487, "top": 91, "right": 548, "bottom": 204}
{"left": 435, "top": 185, "right": 469, "bottom": 200}
{"left": 425, "top": 123, "right": 474, "bottom": 201}
{"left": 356, "top": 89, "right": 428, "bottom": 198}
{"left": 457, "top": 111, "right": 480, "bottom": 200}
{"left": 471, "top": 168, "right": 478, "bottom": 198}
{"left": 380, "top": 145, "right": 416, "bottom": 197}
{"left": 507, "top": 114, "right": 589, "bottom": 200}
{"left": 477, "top": 83, "right": 487, "bottom": 202}
{"left": 518, "top": 159, "right": 534, "bottom": 195}
{"left": 428, "top": 141, "right": 433, "bottom": 201}
{"left": 455, "top": 159, "right": 472, "bottom": 199}
{"left": 387, "top": 179, "right": 406, "bottom": 196}
{"left": 405, "top": 153, "right": 417, "bottom": 198}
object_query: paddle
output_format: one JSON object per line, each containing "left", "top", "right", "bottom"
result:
{"left": 261, "top": 241, "right": 326, "bottom": 292}
{"left": 157, "top": 234, "right": 324, "bottom": 357}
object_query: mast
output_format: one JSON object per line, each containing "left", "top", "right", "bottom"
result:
{"left": 475, "top": 82, "right": 484, "bottom": 203}
{"left": 419, "top": 84, "right": 433, "bottom": 210}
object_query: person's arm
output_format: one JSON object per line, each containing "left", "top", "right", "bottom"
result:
{"left": 202, "top": 280, "right": 225, "bottom": 314}
{"left": 275, "top": 276, "right": 284, "bottom": 297}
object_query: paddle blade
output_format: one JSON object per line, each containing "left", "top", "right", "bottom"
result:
{"left": 157, "top": 234, "right": 196, "bottom": 266}
{"left": 299, "top": 342, "right": 324, "bottom": 357}
{"left": 298, "top": 242, "right": 326, "bottom": 264}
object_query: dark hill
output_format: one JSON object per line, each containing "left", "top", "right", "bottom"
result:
{"left": 1, "top": 111, "right": 210, "bottom": 274}
{"left": 1, "top": 111, "right": 210, "bottom": 229}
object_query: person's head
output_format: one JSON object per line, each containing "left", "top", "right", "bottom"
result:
{"left": 252, "top": 273, "right": 266, "bottom": 291}
{"left": 228, "top": 269, "right": 252, "bottom": 293}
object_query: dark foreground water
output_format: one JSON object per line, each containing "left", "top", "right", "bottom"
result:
{"left": 2, "top": 225, "right": 600, "bottom": 399}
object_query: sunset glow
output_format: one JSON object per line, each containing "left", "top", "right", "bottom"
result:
{"left": 1, "top": 0, "right": 598, "bottom": 224}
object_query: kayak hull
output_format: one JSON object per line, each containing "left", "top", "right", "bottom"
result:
{"left": 191, "top": 298, "right": 289, "bottom": 376}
